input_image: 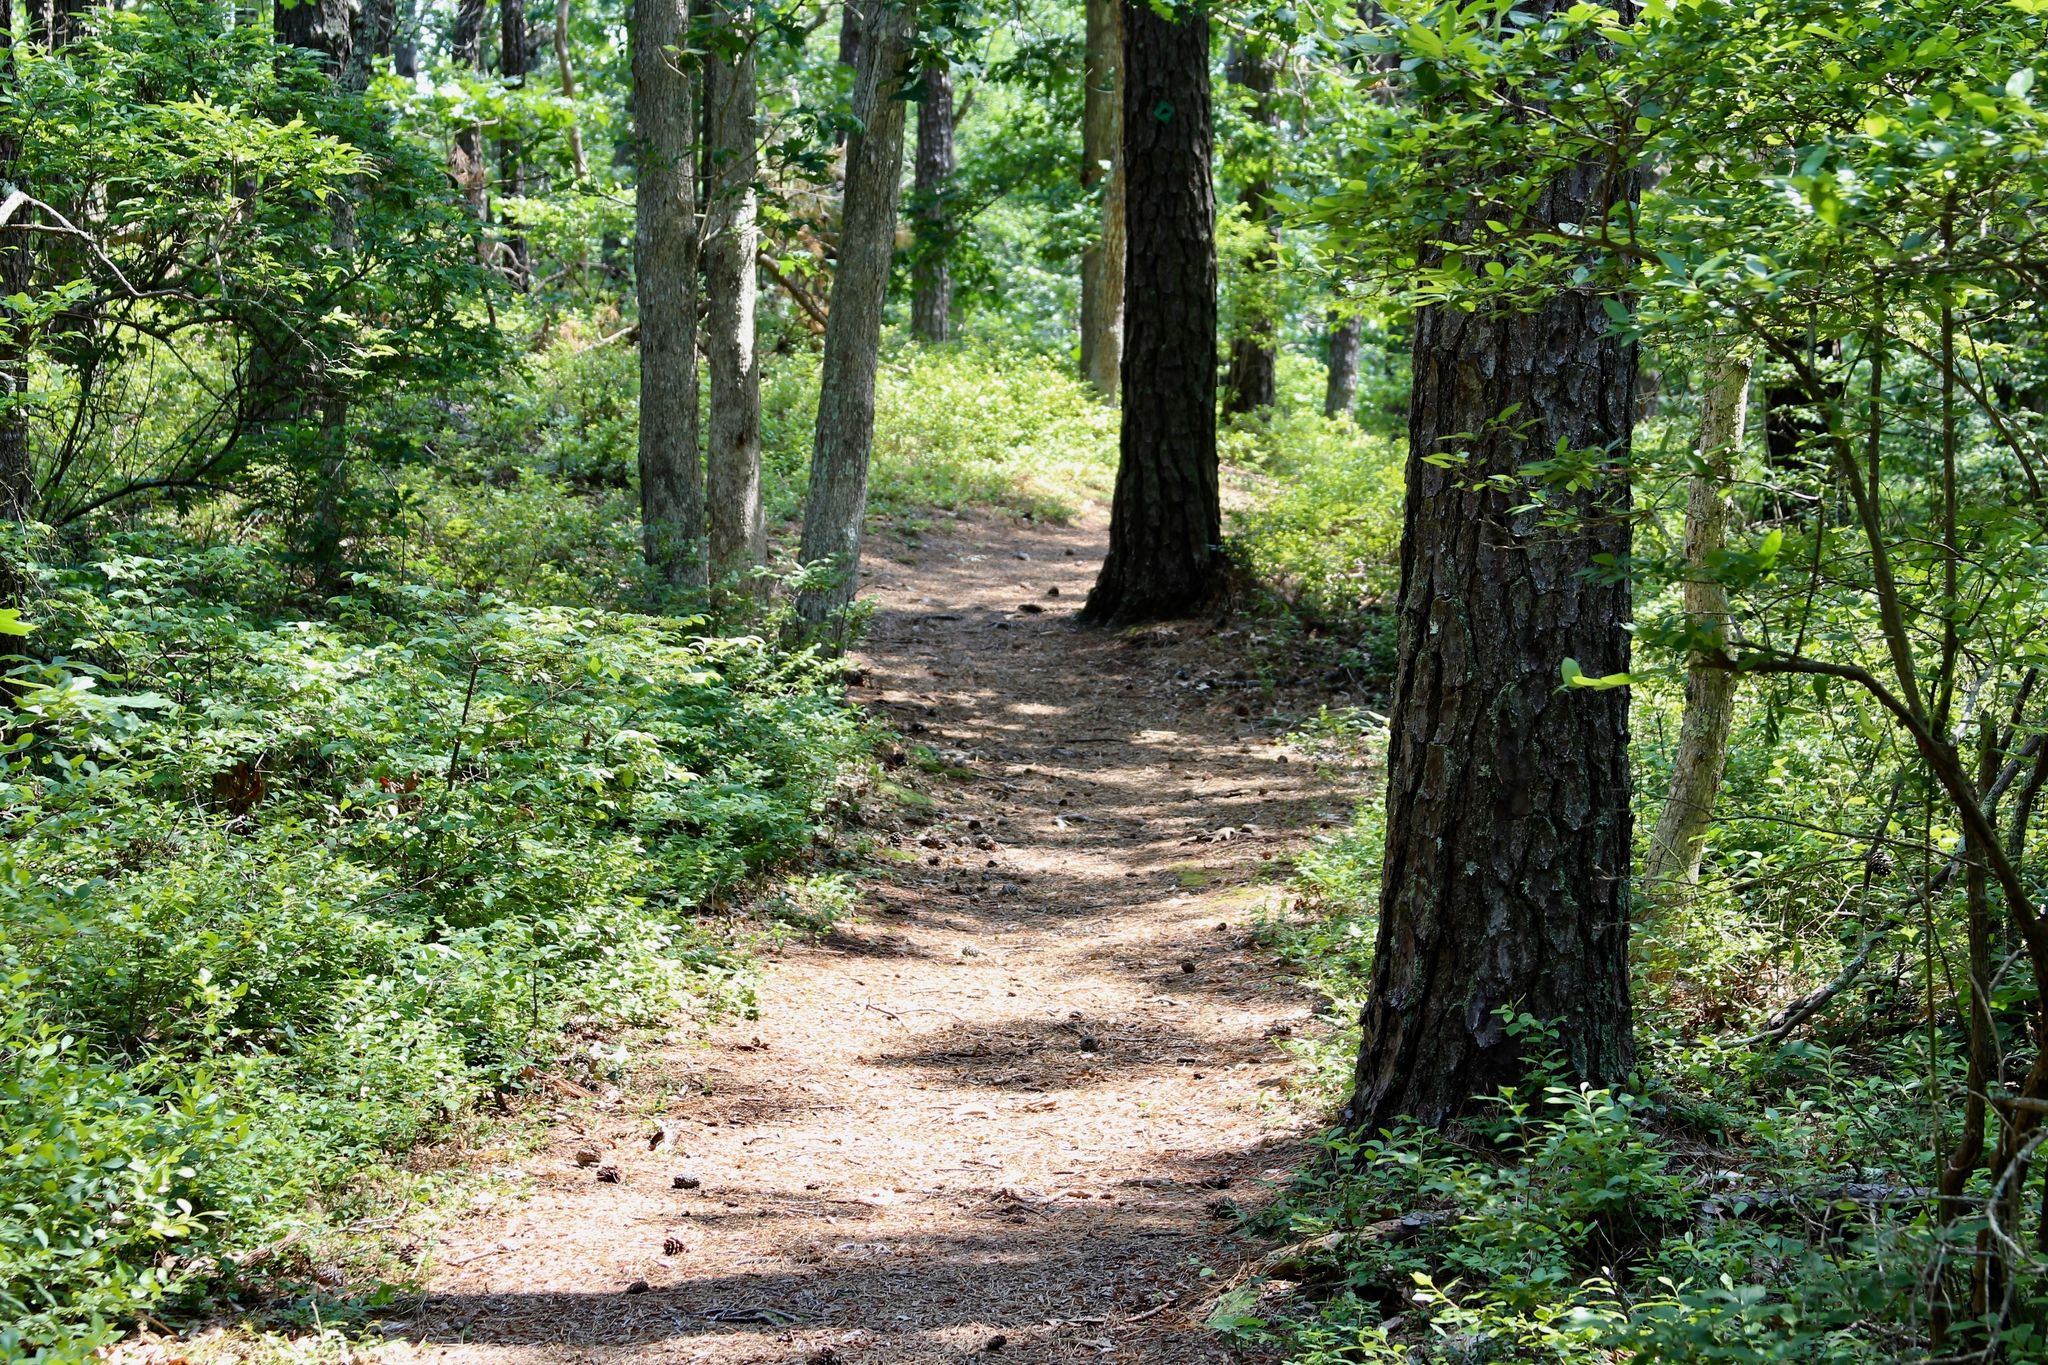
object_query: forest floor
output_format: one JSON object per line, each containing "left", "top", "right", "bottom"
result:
{"left": 385, "top": 509, "right": 1366, "bottom": 1365}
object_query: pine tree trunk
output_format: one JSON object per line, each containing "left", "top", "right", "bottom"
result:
{"left": 497, "top": 0, "right": 530, "bottom": 290}
{"left": 276, "top": 0, "right": 357, "bottom": 70}
{"left": 703, "top": 0, "right": 764, "bottom": 594}
{"left": 910, "top": 59, "right": 954, "bottom": 344}
{"left": 1219, "top": 39, "right": 1278, "bottom": 417}
{"left": 1645, "top": 350, "right": 1751, "bottom": 890}
{"left": 1324, "top": 310, "right": 1363, "bottom": 419}
{"left": 633, "top": 0, "right": 705, "bottom": 588}
{"left": 1078, "top": 0, "right": 1124, "bottom": 398}
{"left": 1346, "top": 159, "right": 1638, "bottom": 1133}
{"left": 793, "top": 0, "right": 914, "bottom": 631}
{"left": 450, "top": 0, "right": 488, "bottom": 229}
{"left": 1079, "top": 0, "right": 1216, "bottom": 626}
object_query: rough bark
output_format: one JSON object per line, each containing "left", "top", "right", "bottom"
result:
{"left": 1346, "top": 162, "right": 1638, "bottom": 1133}
{"left": 633, "top": 0, "right": 705, "bottom": 588}
{"left": 26, "top": 0, "right": 90, "bottom": 47}
{"left": 1079, "top": 0, "right": 1217, "bottom": 626}
{"left": 1220, "top": 39, "right": 1278, "bottom": 418}
{"left": 497, "top": 0, "right": 531, "bottom": 289}
{"left": 351, "top": 0, "right": 396, "bottom": 87}
{"left": 1645, "top": 350, "right": 1751, "bottom": 890}
{"left": 1324, "top": 310, "right": 1363, "bottom": 419}
{"left": 910, "top": 58, "right": 954, "bottom": 344}
{"left": 554, "top": 0, "right": 587, "bottom": 179}
{"left": 276, "top": 0, "right": 358, "bottom": 70}
{"left": 793, "top": 0, "right": 913, "bottom": 630}
{"left": 1078, "top": 0, "right": 1124, "bottom": 398}
{"left": 450, "top": 0, "right": 489, "bottom": 227}
{"left": 703, "top": 0, "right": 764, "bottom": 593}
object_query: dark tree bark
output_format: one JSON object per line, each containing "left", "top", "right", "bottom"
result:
{"left": 1324, "top": 310, "right": 1363, "bottom": 419}
{"left": 633, "top": 0, "right": 705, "bottom": 587}
{"left": 276, "top": 0, "right": 358, "bottom": 70}
{"left": 910, "top": 57, "right": 954, "bottom": 344}
{"left": 1345, "top": 160, "right": 1639, "bottom": 1132}
{"left": 703, "top": 0, "right": 764, "bottom": 593}
{"left": 1220, "top": 38, "right": 1278, "bottom": 417}
{"left": 496, "top": 0, "right": 531, "bottom": 289}
{"left": 1078, "top": 0, "right": 1124, "bottom": 397}
{"left": 392, "top": 0, "right": 421, "bottom": 76}
{"left": 26, "top": 0, "right": 90, "bottom": 47}
{"left": 1080, "top": 0, "right": 1216, "bottom": 626}
{"left": 450, "top": 0, "right": 489, "bottom": 227}
{"left": 836, "top": 0, "right": 860, "bottom": 69}
{"left": 794, "top": 0, "right": 914, "bottom": 630}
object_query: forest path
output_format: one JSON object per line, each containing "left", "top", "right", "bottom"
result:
{"left": 395, "top": 509, "right": 1364, "bottom": 1365}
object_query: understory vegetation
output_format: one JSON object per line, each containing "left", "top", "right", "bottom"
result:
{"left": 8, "top": 0, "right": 2048, "bottom": 1356}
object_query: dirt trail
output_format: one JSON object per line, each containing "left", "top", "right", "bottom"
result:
{"left": 396, "top": 509, "right": 1363, "bottom": 1364}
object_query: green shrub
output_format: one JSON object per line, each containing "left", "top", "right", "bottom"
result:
{"left": 2, "top": 539, "right": 866, "bottom": 1356}
{"left": 764, "top": 338, "right": 1119, "bottom": 524}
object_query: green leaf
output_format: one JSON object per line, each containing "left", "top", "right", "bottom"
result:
{"left": 0, "top": 609, "right": 31, "bottom": 636}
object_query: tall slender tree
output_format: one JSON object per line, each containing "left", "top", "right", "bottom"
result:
{"left": 1079, "top": 0, "right": 1216, "bottom": 625}
{"left": 633, "top": 0, "right": 705, "bottom": 587}
{"left": 1324, "top": 310, "right": 1363, "bottom": 419}
{"left": 1346, "top": 20, "right": 1639, "bottom": 1131}
{"left": 450, "top": 0, "right": 489, "bottom": 228}
{"left": 910, "top": 56, "right": 954, "bottom": 343}
{"left": 793, "top": 0, "right": 914, "bottom": 630}
{"left": 1645, "top": 349, "right": 1752, "bottom": 890}
{"left": 703, "top": 0, "right": 764, "bottom": 593}
{"left": 497, "top": 0, "right": 530, "bottom": 289}
{"left": 1219, "top": 36, "right": 1278, "bottom": 416}
{"left": 0, "top": 0, "right": 33, "bottom": 580}
{"left": 1077, "top": 0, "right": 1123, "bottom": 398}
{"left": 553, "top": 0, "right": 587, "bottom": 179}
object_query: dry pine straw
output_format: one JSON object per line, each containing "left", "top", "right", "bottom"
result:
{"left": 389, "top": 509, "right": 1369, "bottom": 1365}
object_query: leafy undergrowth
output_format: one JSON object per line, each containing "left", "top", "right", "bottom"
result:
{"left": 1242, "top": 754, "right": 2024, "bottom": 1362}
{"left": 765, "top": 337, "right": 1121, "bottom": 524}
{"left": 0, "top": 337, "right": 890, "bottom": 1358}
{"left": 1223, "top": 404, "right": 1406, "bottom": 693}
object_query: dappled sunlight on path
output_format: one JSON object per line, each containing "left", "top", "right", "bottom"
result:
{"left": 392, "top": 509, "right": 1369, "bottom": 1364}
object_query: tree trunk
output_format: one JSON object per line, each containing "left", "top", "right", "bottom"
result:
{"left": 1077, "top": 0, "right": 1123, "bottom": 398}
{"left": 497, "top": 0, "right": 530, "bottom": 289}
{"left": 703, "top": 0, "right": 764, "bottom": 595}
{"left": 1219, "top": 39, "right": 1278, "bottom": 418}
{"left": 450, "top": 0, "right": 488, "bottom": 228}
{"left": 0, "top": 0, "right": 34, "bottom": 578}
{"left": 392, "top": 0, "right": 420, "bottom": 76}
{"left": 554, "top": 0, "right": 587, "bottom": 179}
{"left": 351, "top": 0, "right": 396, "bottom": 87}
{"left": 26, "top": 0, "right": 89, "bottom": 47}
{"left": 910, "top": 58, "right": 954, "bottom": 344}
{"left": 1079, "top": 0, "right": 1216, "bottom": 626}
{"left": 276, "top": 0, "right": 357, "bottom": 70}
{"left": 633, "top": 0, "right": 705, "bottom": 588}
{"left": 1324, "top": 310, "right": 1362, "bottom": 419}
{"left": 1644, "top": 350, "right": 1750, "bottom": 890}
{"left": 1346, "top": 161, "right": 1638, "bottom": 1133}
{"left": 793, "top": 0, "right": 914, "bottom": 631}
{"left": 275, "top": 0, "right": 361, "bottom": 584}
